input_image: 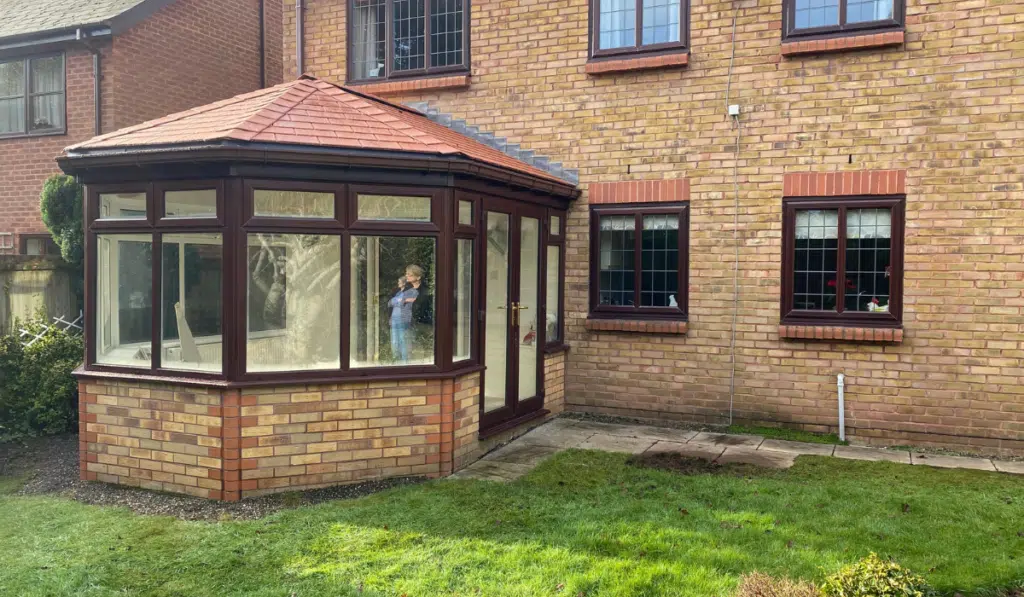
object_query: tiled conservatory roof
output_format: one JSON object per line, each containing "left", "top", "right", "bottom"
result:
{"left": 64, "top": 76, "right": 572, "bottom": 187}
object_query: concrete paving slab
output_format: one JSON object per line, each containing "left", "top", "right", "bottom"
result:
{"left": 454, "top": 460, "right": 533, "bottom": 481}
{"left": 716, "top": 447, "right": 796, "bottom": 469}
{"left": 568, "top": 420, "right": 640, "bottom": 435}
{"left": 834, "top": 445, "right": 911, "bottom": 464}
{"left": 993, "top": 460, "right": 1024, "bottom": 475}
{"left": 518, "top": 423, "right": 594, "bottom": 448}
{"left": 484, "top": 442, "right": 561, "bottom": 467}
{"left": 645, "top": 441, "right": 724, "bottom": 461}
{"left": 601, "top": 425, "right": 699, "bottom": 443}
{"left": 910, "top": 453, "right": 996, "bottom": 471}
{"left": 759, "top": 439, "right": 835, "bottom": 456}
{"left": 578, "top": 434, "right": 657, "bottom": 454}
{"left": 690, "top": 432, "right": 764, "bottom": 448}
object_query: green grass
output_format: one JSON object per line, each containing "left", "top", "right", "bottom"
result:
{"left": 1, "top": 451, "right": 1021, "bottom": 597}
{"left": 727, "top": 424, "right": 848, "bottom": 445}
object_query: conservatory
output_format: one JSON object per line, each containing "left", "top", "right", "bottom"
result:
{"left": 60, "top": 77, "right": 577, "bottom": 500}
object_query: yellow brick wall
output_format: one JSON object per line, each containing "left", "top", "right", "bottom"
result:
{"left": 545, "top": 351, "right": 567, "bottom": 416}
{"left": 285, "top": 0, "right": 1024, "bottom": 455}
{"left": 238, "top": 379, "right": 445, "bottom": 497}
{"left": 79, "top": 380, "right": 225, "bottom": 499}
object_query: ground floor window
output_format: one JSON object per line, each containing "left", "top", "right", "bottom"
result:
{"left": 246, "top": 233, "right": 341, "bottom": 372}
{"left": 589, "top": 203, "right": 689, "bottom": 320}
{"left": 161, "top": 233, "right": 222, "bottom": 372}
{"left": 96, "top": 234, "right": 153, "bottom": 367}
{"left": 782, "top": 197, "right": 904, "bottom": 325}
{"left": 350, "top": 236, "right": 436, "bottom": 368}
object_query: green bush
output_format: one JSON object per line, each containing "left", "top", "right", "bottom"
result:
{"left": 821, "top": 553, "right": 935, "bottom": 597}
{"left": 0, "top": 321, "right": 83, "bottom": 440}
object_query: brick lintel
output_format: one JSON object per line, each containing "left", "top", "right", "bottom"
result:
{"left": 585, "top": 52, "right": 689, "bottom": 75}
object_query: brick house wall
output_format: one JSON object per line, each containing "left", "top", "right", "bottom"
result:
{"left": 0, "top": 47, "right": 111, "bottom": 252}
{"left": 0, "top": 0, "right": 282, "bottom": 251}
{"left": 284, "top": 0, "right": 1024, "bottom": 455}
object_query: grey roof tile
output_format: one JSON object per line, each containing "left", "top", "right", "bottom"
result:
{"left": 0, "top": 0, "right": 151, "bottom": 40}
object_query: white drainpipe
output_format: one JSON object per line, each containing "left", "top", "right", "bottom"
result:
{"left": 837, "top": 374, "right": 846, "bottom": 442}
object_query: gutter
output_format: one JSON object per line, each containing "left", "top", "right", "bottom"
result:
{"left": 0, "top": 26, "right": 111, "bottom": 54}
{"left": 75, "top": 29, "right": 103, "bottom": 136}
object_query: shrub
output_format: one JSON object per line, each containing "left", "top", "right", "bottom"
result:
{"left": 737, "top": 572, "right": 820, "bottom": 597}
{"left": 39, "top": 174, "right": 85, "bottom": 306}
{"left": 821, "top": 553, "right": 935, "bottom": 597}
{"left": 0, "top": 321, "right": 83, "bottom": 440}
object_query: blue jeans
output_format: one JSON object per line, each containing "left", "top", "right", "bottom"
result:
{"left": 391, "top": 323, "right": 411, "bottom": 362}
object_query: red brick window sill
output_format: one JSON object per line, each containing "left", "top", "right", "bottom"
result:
{"left": 346, "top": 74, "right": 471, "bottom": 96}
{"left": 778, "top": 325, "right": 903, "bottom": 343}
{"left": 585, "top": 52, "right": 689, "bottom": 76}
{"left": 585, "top": 318, "right": 688, "bottom": 335}
{"left": 781, "top": 31, "right": 904, "bottom": 57}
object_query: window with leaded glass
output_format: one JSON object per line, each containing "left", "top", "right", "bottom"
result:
{"left": 591, "top": 0, "right": 688, "bottom": 58}
{"left": 783, "top": 0, "right": 903, "bottom": 40}
{"left": 349, "top": 0, "right": 468, "bottom": 82}
{"left": 590, "top": 204, "right": 688, "bottom": 320}
{"left": 781, "top": 197, "right": 904, "bottom": 327}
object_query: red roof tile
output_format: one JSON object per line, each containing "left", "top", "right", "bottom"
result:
{"left": 66, "top": 76, "right": 568, "bottom": 186}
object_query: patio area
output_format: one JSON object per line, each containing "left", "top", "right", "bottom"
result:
{"left": 454, "top": 417, "right": 1024, "bottom": 482}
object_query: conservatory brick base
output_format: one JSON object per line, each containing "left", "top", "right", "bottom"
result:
{"left": 78, "top": 372, "right": 486, "bottom": 501}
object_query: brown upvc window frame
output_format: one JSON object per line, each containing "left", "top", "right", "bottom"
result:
{"left": 780, "top": 196, "right": 905, "bottom": 328}
{"left": 589, "top": 0, "right": 690, "bottom": 60}
{"left": 0, "top": 53, "right": 66, "bottom": 140}
{"left": 588, "top": 202, "right": 689, "bottom": 322}
{"left": 543, "top": 209, "right": 567, "bottom": 352}
{"left": 782, "top": 0, "right": 904, "bottom": 41}
{"left": 346, "top": 0, "right": 471, "bottom": 85}
{"left": 86, "top": 182, "right": 229, "bottom": 382}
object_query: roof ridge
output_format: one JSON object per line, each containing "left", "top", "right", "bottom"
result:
{"left": 228, "top": 80, "right": 322, "bottom": 141}
{"left": 68, "top": 82, "right": 293, "bottom": 150}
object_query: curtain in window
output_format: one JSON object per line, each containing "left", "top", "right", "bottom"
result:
{"left": 30, "top": 56, "right": 63, "bottom": 131}
{"left": 0, "top": 61, "right": 25, "bottom": 134}
{"left": 846, "top": 208, "right": 891, "bottom": 239}
{"left": 352, "top": 0, "right": 384, "bottom": 79}
{"left": 794, "top": 209, "right": 839, "bottom": 239}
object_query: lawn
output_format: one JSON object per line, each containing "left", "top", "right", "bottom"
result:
{"left": 0, "top": 450, "right": 1021, "bottom": 597}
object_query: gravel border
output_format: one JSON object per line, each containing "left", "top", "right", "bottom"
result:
{"left": 0, "top": 434, "right": 424, "bottom": 521}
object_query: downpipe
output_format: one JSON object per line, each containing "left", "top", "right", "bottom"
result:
{"left": 837, "top": 373, "right": 846, "bottom": 442}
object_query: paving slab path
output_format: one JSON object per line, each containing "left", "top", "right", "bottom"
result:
{"left": 451, "top": 418, "right": 1022, "bottom": 482}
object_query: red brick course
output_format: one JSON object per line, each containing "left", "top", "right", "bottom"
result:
{"left": 780, "top": 31, "right": 905, "bottom": 57}
{"left": 778, "top": 325, "right": 903, "bottom": 343}
{"left": 585, "top": 319, "right": 689, "bottom": 335}
{"left": 589, "top": 179, "right": 689, "bottom": 204}
{"left": 783, "top": 171, "right": 907, "bottom": 198}
{"left": 585, "top": 52, "right": 689, "bottom": 75}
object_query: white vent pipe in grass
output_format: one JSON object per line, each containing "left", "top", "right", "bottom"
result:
{"left": 837, "top": 374, "right": 846, "bottom": 442}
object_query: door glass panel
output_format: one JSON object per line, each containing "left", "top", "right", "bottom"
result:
{"left": 454, "top": 238, "right": 472, "bottom": 362}
{"left": 484, "top": 212, "right": 510, "bottom": 412}
{"left": 518, "top": 217, "right": 540, "bottom": 400}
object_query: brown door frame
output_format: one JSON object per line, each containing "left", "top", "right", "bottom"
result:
{"left": 479, "top": 198, "right": 546, "bottom": 432}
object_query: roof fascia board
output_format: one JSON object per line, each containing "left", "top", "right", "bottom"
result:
{"left": 59, "top": 142, "right": 580, "bottom": 200}
{"left": 0, "top": 27, "right": 111, "bottom": 56}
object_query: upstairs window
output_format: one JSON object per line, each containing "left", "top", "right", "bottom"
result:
{"left": 349, "top": 0, "right": 468, "bottom": 82}
{"left": 0, "top": 54, "right": 65, "bottom": 137}
{"left": 783, "top": 0, "right": 903, "bottom": 40}
{"left": 591, "top": 0, "right": 688, "bottom": 58}
{"left": 781, "top": 197, "right": 904, "bottom": 327}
